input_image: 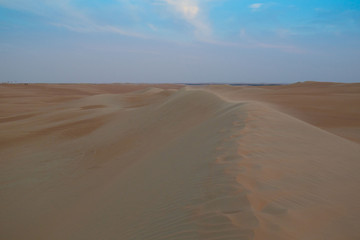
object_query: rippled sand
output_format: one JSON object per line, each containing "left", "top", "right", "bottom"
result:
{"left": 1, "top": 83, "right": 359, "bottom": 240}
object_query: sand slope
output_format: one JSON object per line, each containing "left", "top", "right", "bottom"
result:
{"left": 0, "top": 84, "right": 359, "bottom": 239}
{"left": 195, "top": 82, "right": 360, "bottom": 143}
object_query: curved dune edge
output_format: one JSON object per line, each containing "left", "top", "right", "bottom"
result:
{"left": 233, "top": 102, "right": 360, "bottom": 239}
{"left": 191, "top": 83, "right": 360, "bottom": 143}
{"left": 0, "top": 86, "right": 360, "bottom": 239}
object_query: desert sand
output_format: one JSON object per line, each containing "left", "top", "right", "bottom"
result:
{"left": 0, "top": 82, "right": 359, "bottom": 240}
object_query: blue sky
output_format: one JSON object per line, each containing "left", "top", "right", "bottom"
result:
{"left": 0, "top": 0, "right": 359, "bottom": 83}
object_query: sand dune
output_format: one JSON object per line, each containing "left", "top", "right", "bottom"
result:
{"left": 194, "top": 82, "right": 360, "bottom": 143}
{"left": 0, "top": 83, "right": 359, "bottom": 239}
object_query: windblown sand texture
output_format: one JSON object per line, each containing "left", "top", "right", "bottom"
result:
{"left": 1, "top": 83, "right": 360, "bottom": 240}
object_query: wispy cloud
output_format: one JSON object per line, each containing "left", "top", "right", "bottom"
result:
{"left": 249, "top": 3, "right": 263, "bottom": 11}
{"left": 0, "top": 0, "right": 146, "bottom": 38}
{"left": 1, "top": 0, "right": 341, "bottom": 52}
{"left": 51, "top": 23, "right": 147, "bottom": 38}
{"left": 237, "top": 28, "right": 306, "bottom": 53}
{"left": 160, "top": 0, "right": 212, "bottom": 40}
{"left": 148, "top": 24, "right": 158, "bottom": 31}
{"left": 164, "top": 0, "right": 199, "bottom": 19}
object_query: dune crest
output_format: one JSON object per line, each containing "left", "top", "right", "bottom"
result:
{"left": 193, "top": 82, "right": 360, "bottom": 143}
{"left": 1, "top": 84, "right": 359, "bottom": 240}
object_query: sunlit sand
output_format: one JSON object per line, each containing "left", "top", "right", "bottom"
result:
{"left": 1, "top": 83, "right": 359, "bottom": 239}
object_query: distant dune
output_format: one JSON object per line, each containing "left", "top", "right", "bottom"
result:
{"left": 0, "top": 83, "right": 359, "bottom": 240}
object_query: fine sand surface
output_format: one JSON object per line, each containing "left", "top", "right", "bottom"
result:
{"left": 194, "top": 82, "right": 360, "bottom": 143}
{"left": 0, "top": 83, "right": 359, "bottom": 240}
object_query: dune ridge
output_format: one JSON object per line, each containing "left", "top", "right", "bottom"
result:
{"left": 194, "top": 83, "right": 360, "bottom": 143}
{"left": 235, "top": 102, "right": 360, "bottom": 239}
{"left": 1, "top": 84, "right": 360, "bottom": 239}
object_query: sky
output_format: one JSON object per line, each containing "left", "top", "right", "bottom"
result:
{"left": 0, "top": 0, "right": 359, "bottom": 83}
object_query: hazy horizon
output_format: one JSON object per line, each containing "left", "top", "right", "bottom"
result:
{"left": 1, "top": 0, "right": 359, "bottom": 84}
